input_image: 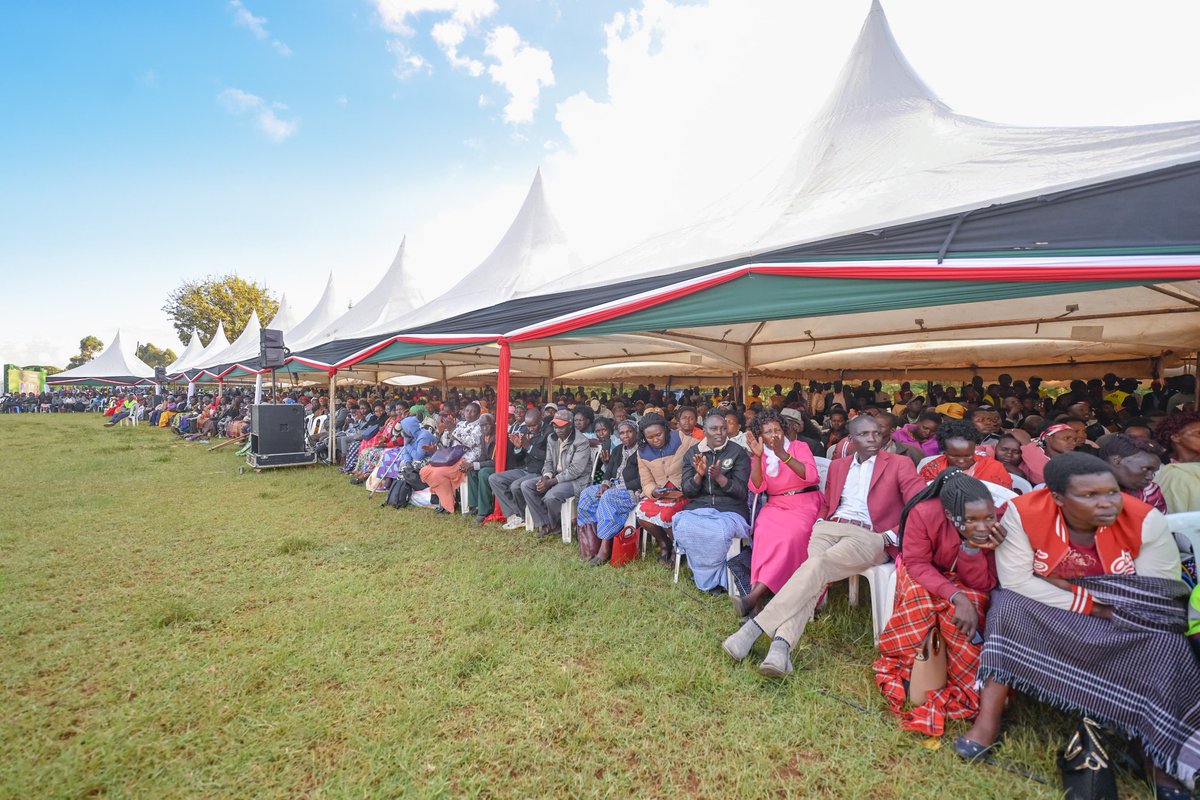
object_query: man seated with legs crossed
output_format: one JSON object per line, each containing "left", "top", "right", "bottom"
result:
{"left": 522, "top": 409, "right": 593, "bottom": 538}
{"left": 723, "top": 415, "right": 926, "bottom": 676}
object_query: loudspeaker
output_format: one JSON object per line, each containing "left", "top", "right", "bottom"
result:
{"left": 154, "top": 366, "right": 167, "bottom": 383}
{"left": 250, "top": 404, "right": 306, "bottom": 455}
{"left": 260, "top": 328, "right": 286, "bottom": 369}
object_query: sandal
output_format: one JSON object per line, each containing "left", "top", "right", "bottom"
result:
{"left": 953, "top": 735, "right": 1002, "bottom": 762}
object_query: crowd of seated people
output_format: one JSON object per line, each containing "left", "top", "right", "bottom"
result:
{"left": 25, "top": 371, "right": 1200, "bottom": 795}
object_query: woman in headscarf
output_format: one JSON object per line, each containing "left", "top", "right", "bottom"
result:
{"left": 376, "top": 414, "right": 435, "bottom": 482}
{"left": 918, "top": 420, "right": 1013, "bottom": 489}
{"left": 957, "top": 454, "right": 1196, "bottom": 798}
{"left": 673, "top": 410, "right": 752, "bottom": 592}
{"left": 635, "top": 412, "right": 688, "bottom": 566}
{"left": 1018, "top": 419, "right": 1082, "bottom": 485}
{"left": 730, "top": 409, "right": 821, "bottom": 617}
{"left": 1100, "top": 433, "right": 1168, "bottom": 513}
{"left": 1155, "top": 411, "right": 1200, "bottom": 512}
{"left": 575, "top": 419, "right": 643, "bottom": 566}
{"left": 873, "top": 469, "right": 1002, "bottom": 737}
{"left": 351, "top": 403, "right": 404, "bottom": 484}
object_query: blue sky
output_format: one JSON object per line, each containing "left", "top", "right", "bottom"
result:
{"left": 3, "top": 0, "right": 1199, "bottom": 367}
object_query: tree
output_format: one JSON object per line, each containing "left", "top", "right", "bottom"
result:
{"left": 162, "top": 275, "right": 279, "bottom": 344}
{"left": 135, "top": 343, "right": 177, "bottom": 368}
{"left": 67, "top": 335, "right": 104, "bottom": 369}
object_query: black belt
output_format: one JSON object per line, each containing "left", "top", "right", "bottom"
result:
{"left": 774, "top": 486, "right": 818, "bottom": 497}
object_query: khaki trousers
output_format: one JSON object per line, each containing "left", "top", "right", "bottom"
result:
{"left": 753, "top": 520, "right": 887, "bottom": 646}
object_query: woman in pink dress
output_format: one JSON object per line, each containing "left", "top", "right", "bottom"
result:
{"left": 732, "top": 408, "right": 823, "bottom": 617}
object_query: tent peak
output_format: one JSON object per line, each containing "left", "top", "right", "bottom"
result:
{"left": 819, "top": 0, "right": 944, "bottom": 120}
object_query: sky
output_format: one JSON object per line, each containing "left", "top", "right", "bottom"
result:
{"left": 2, "top": 0, "right": 1199, "bottom": 368}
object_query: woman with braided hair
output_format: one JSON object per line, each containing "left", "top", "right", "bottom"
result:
{"left": 873, "top": 468, "right": 1004, "bottom": 737}
{"left": 918, "top": 418, "right": 1013, "bottom": 489}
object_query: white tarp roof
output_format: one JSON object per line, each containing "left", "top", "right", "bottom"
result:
{"left": 283, "top": 273, "right": 341, "bottom": 349}
{"left": 359, "top": 170, "right": 584, "bottom": 337}
{"left": 181, "top": 322, "right": 229, "bottom": 377}
{"left": 533, "top": 0, "right": 1200, "bottom": 294}
{"left": 194, "top": 311, "right": 262, "bottom": 374}
{"left": 269, "top": 294, "right": 297, "bottom": 336}
{"left": 165, "top": 329, "right": 204, "bottom": 373}
{"left": 48, "top": 330, "right": 154, "bottom": 382}
{"left": 293, "top": 239, "right": 423, "bottom": 350}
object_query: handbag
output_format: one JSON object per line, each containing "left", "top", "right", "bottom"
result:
{"left": 610, "top": 525, "right": 639, "bottom": 567}
{"left": 1057, "top": 718, "right": 1117, "bottom": 800}
{"left": 577, "top": 522, "right": 601, "bottom": 560}
{"left": 907, "top": 626, "right": 948, "bottom": 706}
{"left": 429, "top": 445, "right": 465, "bottom": 467}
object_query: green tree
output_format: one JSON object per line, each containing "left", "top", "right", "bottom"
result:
{"left": 67, "top": 335, "right": 104, "bottom": 369}
{"left": 163, "top": 275, "right": 278, "bottom": 344}
{"left": 135, "top": 343, "right": 177, "bottom": 368}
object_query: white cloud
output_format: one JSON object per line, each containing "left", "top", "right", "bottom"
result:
{"left": 484, "top": 25, "right": 554, "bottom": 124}
{"left": 372, "top": 0, "right": 497, "bottom": 35}
{"left": 368, "top": 0, "right": 554, "bottom": 124}
{"left": 432, "top": 19, "right": 485, "bottom": 76}
{"left": 336, "top": 95, "right": 349, "bottom": 106}
{"left": 386, "top": 40, "right": 431, "bottom": 79}
{"left": 229, "top": 0, "right": 292, "bottom": 56}
{"left": 218, "top": 88, "right": 299, "bottom": 142}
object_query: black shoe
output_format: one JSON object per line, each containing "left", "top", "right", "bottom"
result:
{"left": 349, "top": 477, "right": 364, "bottom": 485}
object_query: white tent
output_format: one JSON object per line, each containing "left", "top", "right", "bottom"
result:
{"left": 282, "top": 273, "right": 342, "bottom": 349}
{"left": 268, "top": 294, "right": 297, "bottom": 336}
{"left": 534, "top": 0, "right": 1200, "bottom": 295}
{"left": 291, "top": 238, "right": 422, "bottom": 351}
{"left": 358, "top": 169, "right": 584, "bottom": 338}
{"left": 164, "top": 329, "right": 204, "bottom": 374}
{"left": 193, "top": 311, "right": 262, "bottom": 378}
{"left": 46, "top": 330, "right": 155, "bottom": 386}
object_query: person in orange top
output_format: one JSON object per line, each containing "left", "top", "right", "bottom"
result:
{"left": 957, "top": 454, "right": 1195, "bottom": 798}
{"left": 918, "top": 420, "right": 1012, "bottom": 489}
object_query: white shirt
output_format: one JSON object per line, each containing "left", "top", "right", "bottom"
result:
{"left": 832, "top": 454, "right": 876, "bottom": 527}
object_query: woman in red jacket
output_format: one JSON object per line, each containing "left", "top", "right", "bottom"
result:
{"left": 873, "top": 469, "right": 1003, "bottom": 737}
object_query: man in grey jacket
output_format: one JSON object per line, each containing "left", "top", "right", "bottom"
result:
{"left": 523, "top": 409, "right": 593, "bottom": 537}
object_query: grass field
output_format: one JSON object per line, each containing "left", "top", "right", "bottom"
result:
{"left": 0, "top": 414, "right": 1154, "bottom": 798}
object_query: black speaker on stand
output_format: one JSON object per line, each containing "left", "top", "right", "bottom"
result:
{"left": 248, "top": 329, "right": 314, "bottom": 469}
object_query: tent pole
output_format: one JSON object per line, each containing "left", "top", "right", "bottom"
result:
{"left": 328, "top": 370, "right": 337, "bottom": 464}
{"left": 484, "top": 339, "right": 511, "bottom": 522}
{"left": 440, "top": 363, "right": 448, "bottom": 400}
{"left": 254, "top": 373, "right": 263, "bottom": 405}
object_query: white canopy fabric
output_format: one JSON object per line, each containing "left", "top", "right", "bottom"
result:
{"left": 47, "top": 330, "right": 154, "bottom": 383}
{"left": 293, "top": 238, "right": 422, "bottom": 351}
{"left": 358, "top": 170, "right": 583, "bottom": 338}
{"left": 178, "top": 322, "right": 229, "bottom": 377}
{"left": 165, "top": 329, "right": 204, "bottom": 373}
{"left": 533, "top": 0, "right": 1200, "bottom": 295}
{"left": 194, "top": 311, "right": 262, "bottom": 376}
{"left": 269, "top": 294, "right": 297, "bottom": 336}
{"left": 283, "top": 273, "right": 341, "bottom": 349}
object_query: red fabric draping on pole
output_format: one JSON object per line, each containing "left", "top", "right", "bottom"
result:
{"left": 484, "top": 338, "right": 512, "bottom": 522}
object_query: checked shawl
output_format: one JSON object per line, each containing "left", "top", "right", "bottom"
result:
{"left": 979, "top": 576, "right": 1200, "bottom": 789}
{"left": 873, "top": 561, "right": 988, "bottom": 736}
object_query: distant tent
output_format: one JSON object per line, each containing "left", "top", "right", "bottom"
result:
{"left": 164, "top": 329, "right": 204, "bottom": 374}
{"left": 172, "top": 322, "right": 229, "bottom": 381}
{"left": 190, "top": 311, "right": 263, "bottom": 380}
{"left": 47, "top": 330, "right": 155, "bottom": 386}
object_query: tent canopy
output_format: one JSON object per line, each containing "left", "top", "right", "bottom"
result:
{"left": 47, "top": 330, "right": 155, "bottom": 386}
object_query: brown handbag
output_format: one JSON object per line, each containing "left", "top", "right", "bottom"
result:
{"left": 577, "top": 522, "right": 601, "bottom": 560}
{"left": 907, "top": 627, "right": 948, "bottom": 706}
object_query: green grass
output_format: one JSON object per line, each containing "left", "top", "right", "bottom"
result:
{"left": 0, "top": 415, "right": 1154, "bottom": 798}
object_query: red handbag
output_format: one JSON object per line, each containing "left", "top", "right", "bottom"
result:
{"left": 610, "top": 525, "right": 639, "bottom": 567}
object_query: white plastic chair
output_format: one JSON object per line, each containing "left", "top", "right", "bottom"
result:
{"left": 1168, "top": 511, "right": 1200, "bottom": 559}
{"left": 846, "top": 562, "right": 898, "bottom": 645}
{"left": 813, "top": 456, "right": 831, "bottom": 492}
{"left": 1009, "top": 474, "right": 1034, "bottom": 494}
{"left": 458, "top": 482, "right": 471, "bottom": 515}
{"left": 916, "top": 454, "right": 939, "bottom": 472}
{"left": 560, "top": 447, "right": 603, "bottom": 544}
{"left": 306, "top": 413, "right": 328, "bottom": 438}
{"left": 121, "top": 405, "right": 140, "bottom": 427}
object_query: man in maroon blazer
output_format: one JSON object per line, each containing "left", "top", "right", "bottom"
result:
{"left": 723, "top": 414, "right": 925, "bottom": 677}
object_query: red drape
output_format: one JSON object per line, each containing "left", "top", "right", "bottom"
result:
{"left": 484, "top": 338, "right": 512, "bottom": 521}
